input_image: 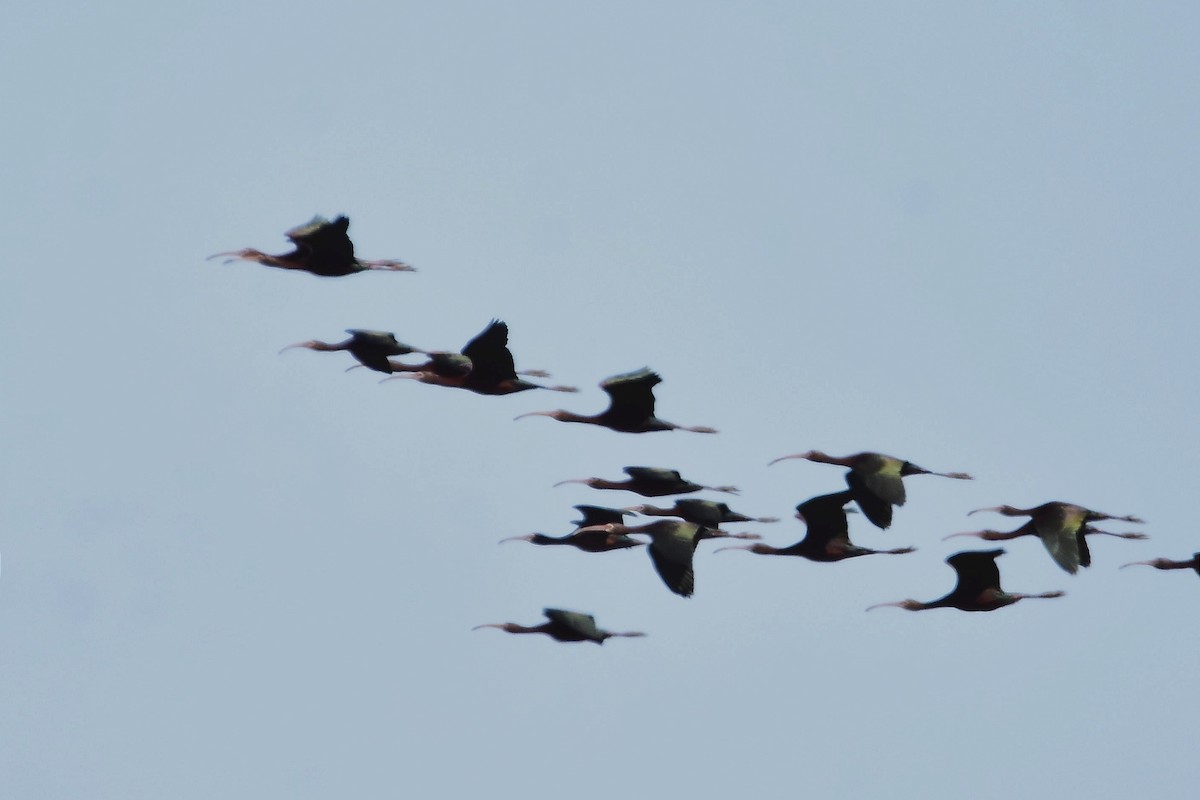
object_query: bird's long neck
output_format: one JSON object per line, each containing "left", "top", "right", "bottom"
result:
{"left": 945, "top": 527, "right": 1029, "bottom": 542}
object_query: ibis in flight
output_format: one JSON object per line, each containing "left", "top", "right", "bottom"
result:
{"left": 554, "top": 467, "right": 737, "bottom": 497}
{"left": 473, "top": 608, "right": 645, "bottom": 644}
{"left": 516, "top": 367, "right": 717, "bottom": 433}
{"left": 210, "top": 215, "right": 414, "bottom": 276}
{"left": 867, "top": 549, "right": 1065, "bottom": 613}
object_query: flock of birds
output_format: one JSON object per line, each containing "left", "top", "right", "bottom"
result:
{"left": 214, "top": 214, "right": 1199, "bottom": 645}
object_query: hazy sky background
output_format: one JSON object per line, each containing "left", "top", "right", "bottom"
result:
{"left": 3, "top": 3, "right": 1198, "bottom": 798}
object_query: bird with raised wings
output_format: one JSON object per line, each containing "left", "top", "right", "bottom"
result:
{"left": 715, "top": 490, "right": 916, "bottom": 562}
{"left": 768, "top": 450, "right": 973, "bottom": 530}
{"left": 382, "top": 320, "right": 577, "bottom": 395}
{"left": 554, "top": 466, "right": 737, "bottom": 497}
{"left": 516, "top": 367, "right": 717, "bottom": 433}
{"left": 867, "top": 549, "right": 1065, "bottom": 612}
{"left": 499, "top": 506, "right": 644, "bottom": 552}
{"left": 473, "top": 608, "right": 645, "bottom": 644}
{"left": 210, "top": 215, "right": 414, "bottom": 276}
{"left": 948, "top": 501, "right": 1146, "bottom": 574}
{"left": 279, "top": 329, "right": 428, "bottom": 373}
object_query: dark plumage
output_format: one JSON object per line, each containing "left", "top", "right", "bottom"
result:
{"left": 382, "top": 320, "right": 576, "bottom": 395}
{"left": 554, "top": 467, "right": 737, "bottom": 498}
{"left": 516, "top": 367, "right": 717, "bottom": 433}
{"left": 1122, "top": 553, "right": 1200, "bottom": 576}
{"left": 279, "top": 329, "right": 427, "bottom": 373}
{"left": 868, "top": 549, "right": 1065, "bottom": 612}
{"left": 623, "top": 499, "right": 778, "bottom": 528}
{"left": 209, "top": 215, "right": 414, "bottom": 276}
{"left": 472, "top": 608, "right": 645, "bottom": 644}
{"left": 769, "top": 450, "right": 973, "bottom": 530}
{"left": 716, "top": 491, "right": 915, "bottom": 562}
{"left": 499, "top": 506, "right": 644, "bottom": 552}
{"left": 950, "top": 502, "right": 1146, "bottom": 574}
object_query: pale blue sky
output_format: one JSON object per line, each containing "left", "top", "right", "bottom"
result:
{"left": 3, "top": 3, "right": 1198, "bottom": 798}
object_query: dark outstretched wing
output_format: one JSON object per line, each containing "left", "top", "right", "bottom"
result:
{"left": 1077, "top": 531, "right": 1092, "bottom": 569}
{"left": 624, "top": 466, "right": 682, "bottom": 484}
{"left": 462, "top": 320, "right": 518, "bottom": 387}
{"left": 645, "top": 523, "right": 700, "bottom": 597}
{"left": 573, "top": 505, "right": 627, "bottom": 527}
{"left": 672, "top": 499, "right": 724, "bottom": 527}
{"left": 544, "top": 608, "right": 604, "bottom": 642}
{"left": 797, "top": 490, "right": 854, "bottom": 548}
{"left": 600, "top": 368, "right": 661, "bottom": 428}
{"left": 846, "top": 471, "right": 893, "bottom": 530}
{"left": 345, "top": 330, "right": 409, "bottom": 373}
{"left": 947, "top": 549, "right": 1004, "bottom": 598}
{"left": 286, "top": 215, "right": 355, "bottom": 268}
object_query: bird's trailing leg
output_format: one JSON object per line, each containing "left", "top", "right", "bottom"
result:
{"left": 357, "top": 258, "right": 416, "bottom": 272}
{"left": 677, "top": 425, "right": 718, "bottom": 434}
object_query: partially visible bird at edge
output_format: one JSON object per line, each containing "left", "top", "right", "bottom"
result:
{"left": 1121, "top": 552, "right": 1200, "bottom": 576}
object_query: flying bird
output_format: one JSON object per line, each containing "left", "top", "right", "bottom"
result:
{"left": 769, "top": 450, "right": 973, "bottom": 529}
{"left": 867, "top": 549, "right": 1065, "bottom": 612}
{"left": 382, "top": 320, "right": 577, "bottom": 395}
{"left": 473, "top": 608, "right": 645, "bottom": 644}
{"left": 209, "top": 215, "right": 414, "bottom": 276}
{"left": 574, "top": 520, "right": 759, "bottom": 597}
{"left": 623, "top": 499, "right": 778, "bottom": 528}
{"left": 554, "top": 467, "right": 737, "bottom": 497}
{"left": 959, "top": 502, "right": 1145, "bottom": 574}
{"left": 1121, "top": 553, "right": 1200, "bottom": 576}
{"left": 716, "top": 490, "right": 915, "bottom": 562}
{"left": 279, "top": 329, "right": 427, "bottom": 373}
{"left": 499, "top": 506, "right": 644, "bottom": 552}
{"left": 515, "top": 368, "right": 717, "bottom": 433}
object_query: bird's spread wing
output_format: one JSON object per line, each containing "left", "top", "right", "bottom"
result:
{"left": 948, "top": 550, "right": 1004, "bottom": 597}
{"left": 624, "top": 466, "right": 682, "bottom": 484}
{"left": 544, "top": 609, "right": 603, "bottom": 642}
{"left": 845, "top": 471, "right": 893, "bottom": 529}
{"left": 601, "top": 368, "right": 661, "bottom": 427}
{"left": 573, "top": 505, "right": 626, "bottom": 527}
{"left": 1039, "top": 530, "right": 1082, "bottom": 574}
{"left": 674, "top": 499, "right": 722, "bottom": 527}
{"left": 647, "top": 527, "right": 698, "bottom": 597}
{"left": 286, "top": 215, "right": 355, "bottom": 266}
{"left": 797, "top": 491, "right": 854, "bottom": 549}
{"left": 462, "top": 320, "right": 518, "bottom": 386}
{"left": 1032, "top": 505, "right": 1084, "bottom": 574}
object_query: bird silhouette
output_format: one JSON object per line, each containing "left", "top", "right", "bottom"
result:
{"left": 623, "top": 499, "right": 778, "bottom": 528}
{"left": 715, "top": 490, "right": 915, "bottom": 562}
{"left": 209, "top": 215, "right": 414, "bottom": 276}
{"left": 499, "top": 506, "right": 644, "bottom": 552}
{"left": 515, "top": 367, "right": 717, "bottom": 433}
{"left": 575, "top": 520, "right": 758, "bottom": 597}
{"left": 958, "top": 502, "right": 1145, "bottom": 574}
{"left": 279, "top": 329, "right": 428, "bottom": 373}
{"left": 382, "top": 320, "right": 576, "bottom": 395}
{"left": 769, "top": 450, "right": 973, "bottom": 529}
{"left": 554, "top": 467, "right": 737, "bottom": 497}
{"left": 1121, "top": 553, "right": 1200, "bottom": 576}
{"left": 473, "top": 608, "right": 645, "bottom": 644}
{"left": 867, "top": 549, "right": 1065, "bottom": 612}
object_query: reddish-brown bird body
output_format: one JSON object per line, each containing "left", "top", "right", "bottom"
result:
{"left": 516, "top": 368, "right": 717, "bottom": 433}
{"left": 868, "top": 549, "right": 1065, "bottom": 612}
{"left": 473, "top": 608, "right": 645, "bottom": 644}
{"left": 1122, "top": 553, "right": 1200, "bottom": 576}
{"left": 555, "top": 467, "right": 737, "bottom": 498}
{"left": 210, "top": 215, "right": 414, "bottom": 276}
{"left": 279, "top": 329, "right": 427, "bottom": 373}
